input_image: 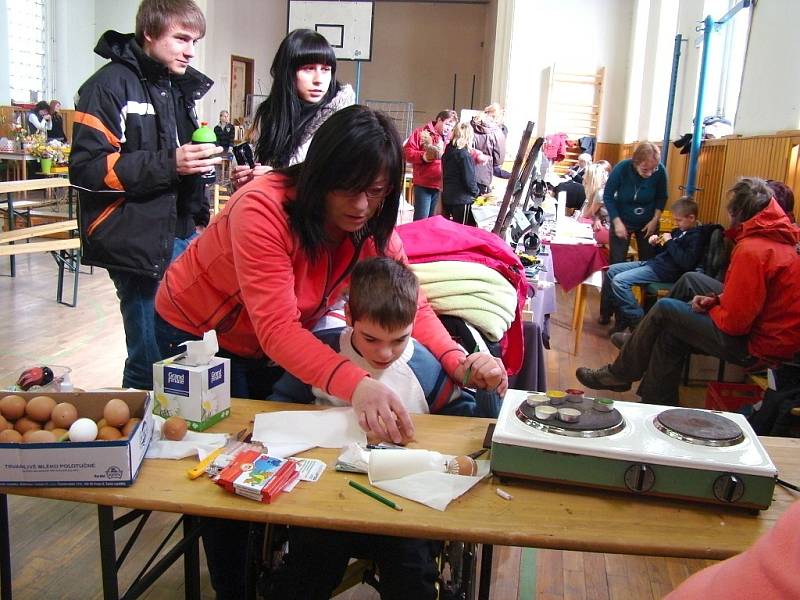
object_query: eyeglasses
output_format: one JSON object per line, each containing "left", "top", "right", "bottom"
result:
{"left": 337, "top": 186, "right": 388, "bottom": 201}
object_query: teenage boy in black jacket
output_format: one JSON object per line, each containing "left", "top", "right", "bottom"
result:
{"left": 69, "top": 0, "right": 221, "bottom": 390}
{"left": 605, "top": 197, "right": 706, "bottom": 331}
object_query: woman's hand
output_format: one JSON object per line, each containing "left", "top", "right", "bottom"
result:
{"left": 592, "top": 218, "right": 602, "bottom": 232}
{"left": 351, "top": 377, "right": 415, "bottom": 444}
{"left": 232, "top": 163, "right": 270, "bottom": 189}
{"left": 454, "top": 352, "right": 508, "bottom": 396}
{"left": 612, "top": 219, "right": 628, "bottom": 240}
{"left": 641, "top": 217, "right": 660, "bottom": 238}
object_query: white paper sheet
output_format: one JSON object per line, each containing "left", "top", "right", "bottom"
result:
{"left": 252, "top": 407, "right": 367, "bottom": 450}
{"left": 145, "top": 414, "right": 229, "bottom": 459}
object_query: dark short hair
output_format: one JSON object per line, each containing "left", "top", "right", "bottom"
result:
{"left": 283, "top": 105, "right": 404, "bottom": 259}
{"left": 34, "top": 101, "right": 50, "bottom": 113}
{"left": 135, "top": 0, "right": 206, "bottom": 44}
{"left": 349, "top": 258, "right": 418, "bottom": 330}
{"left": 766, "top": 179, "right": 795, "bottom": 222}
{"left": 671, "top": 197, "right": 698, "bottom": 218}
{"left": 435, "top": 110, "right": 457, "bottom": 123}
{"left": 727, "top": 177, "right": 772, "bottom": 224}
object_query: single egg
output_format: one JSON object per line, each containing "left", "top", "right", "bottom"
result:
{"left": 50, "top": 402, "right": 78, "bottom": 429}
{"left": 0, "top": 395, "right": 26, "bottom": 421}
{"left": 447, "top": 455, "right": 478, "bottom": 476}
{"left": 121, "top": 418, "right": 141, "bottom": 438}
{"left": 103, "top": 399, "right": 131, "bottom": 428}
{"left": 50, "top": 428, "right": 68, "bottom": 441}
{"left": 96, "top": 418, "right": 108, "bottom": 430}
{"left": 14, "top": 417, "right": 42, "bottom": 435}
{"left": 0, "top": 414, "right": 9, "bottom": 431}
{"left": 26, "top": 395, "right": 57, "bottom": 423}
{"left": 68, "top": 418, "right": 98, "bottom": 442}
{"left": 23, "top": 429, "right": 57, "bottom": 443}
{"left": 162, "top": 416, "right": 188, "bottom": 441}
{"left": 97, "top": 426, "right": 123, "bottom": 441}
{"left": 0, "top": 429, "right": 23, "bottom": 443}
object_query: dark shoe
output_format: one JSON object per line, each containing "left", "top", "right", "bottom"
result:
{"left": 610, "top": 332, "right": 632, "bottom": 350}
{"left": 576, "top": 366, "right": 632, "bottom": 392}
{"left": 608, "top": 319, "right": 629, "bottom": 335}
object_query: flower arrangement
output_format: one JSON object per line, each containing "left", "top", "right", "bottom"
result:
{"left": 29, "top": 139, "right": 67, "bottom": 163}
{"left": 10, "top": 123, "right": 28, "bottom": 144}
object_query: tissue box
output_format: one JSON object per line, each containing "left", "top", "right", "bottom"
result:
{"left": 152, "top": 355, "right": 231, "bottom": 431}
{"left": 0, "top": 391, "right": 153, "bottom": 487}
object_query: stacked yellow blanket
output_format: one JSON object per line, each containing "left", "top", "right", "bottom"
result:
{"left": 410, "top": 261, "right": 517, "bottom": 341}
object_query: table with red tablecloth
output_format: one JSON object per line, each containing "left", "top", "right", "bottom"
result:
{"left": 546, "top": 241, "right": 608, "bottom": 292}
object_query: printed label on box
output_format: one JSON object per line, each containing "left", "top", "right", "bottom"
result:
{"left": 164, "top": 366, "right": 190, "bottom": 397}
{"left": 208, "top": 363, "right": 225, "bottom": 389}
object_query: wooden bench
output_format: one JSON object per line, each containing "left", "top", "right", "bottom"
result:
{"left": 1, "top": 179, "right": 82, "bottom": 306}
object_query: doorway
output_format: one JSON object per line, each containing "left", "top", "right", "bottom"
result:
{"left": 230, "top": 55, "right": 254, "bottom": 125}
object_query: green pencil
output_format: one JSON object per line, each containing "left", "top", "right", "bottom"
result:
{"left": 462, "top": 344, "right": 481, "bottom": 387}
{"left": 347, "top": 479, "right": 403, "bottom": 511}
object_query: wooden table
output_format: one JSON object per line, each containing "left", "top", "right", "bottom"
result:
{"left": 1, "top": 399, "right": 799, "bottom": 599}
{"left": 0, "top": 151, "right": 31, "bottom": 185}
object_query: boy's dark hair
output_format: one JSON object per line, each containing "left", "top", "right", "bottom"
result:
{"left": 727, "top": 177, "right": 772, "bottom": 224}
{"left": 766, "top": 179, "right": 795, "bottom": 222}
{"left": 349, "top": 258, "right": 418, "bottom": 330}
{"left": 135, "top": 0, "right": 206, "bottom": 44}
{"left": 283, "top": 105, "right": 404, "bottom": 260}
{"left": 34, "top": 100, "right": 50, "bottom": 113}
{"left": 671, "top": 196, "right": 698, "bottom": 218}
{"left": 435, "top": 110, "right": 457, "bottom": 123}
{"left": 253, "top": 29, "right": 339, "bottom": 167}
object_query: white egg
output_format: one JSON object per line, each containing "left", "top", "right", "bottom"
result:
{"left": 68, "top": 418, "right": 98, "bottom": 442}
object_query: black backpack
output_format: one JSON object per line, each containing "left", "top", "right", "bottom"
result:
{"left": 698, "top": 224, "right": 732, "bottom": 281}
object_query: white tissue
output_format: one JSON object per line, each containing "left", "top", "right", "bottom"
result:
{"left": 179, "top": 330, "right": 219, "bottom": 367}
{"left": 144, "top": 414, "right": 229, "bottom": 459}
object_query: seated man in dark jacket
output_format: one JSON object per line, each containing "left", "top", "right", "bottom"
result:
{"left": 605, "top": 197, "right": 705, "bottom": 331}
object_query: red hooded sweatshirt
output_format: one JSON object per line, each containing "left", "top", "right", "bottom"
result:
{"left": 709, "top": 199, "right": 800, "bottom": 362}
{"left": 404, "top": 122, "right": 448, "bottom": 190}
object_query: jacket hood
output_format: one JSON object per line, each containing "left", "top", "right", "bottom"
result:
{"left": 94, "top": 30, "right": 212, "bottom": 100}
{"left": 735, "top": 198, "right": 800, "bottom": 246}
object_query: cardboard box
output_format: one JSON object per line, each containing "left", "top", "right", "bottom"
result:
{"left": 0, "top": 391, "right": 154, "bottom": 487}
{"left": 687, "top": 354, "right": 746, "bottom": 383}
{"left": 152, "top": 355, "right": 231, "bottom": 431}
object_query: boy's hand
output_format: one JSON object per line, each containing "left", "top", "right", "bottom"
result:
{"left": 351, "top": 378, "right": 415, "bottom": 444}
{"left": 661, "top": 232, "right": 672, "bottom": 243}
{"left": 457, "top": 352, "right": 508, "bottom": 396}
{"left": 648, "top": 234, "right": 659, "bottom": 245}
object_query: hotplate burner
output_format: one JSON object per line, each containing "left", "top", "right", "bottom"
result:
{"left": 515, "top": 398, "right": 625, "bottom": 438}
{"left": 654, "top": 408, "right": 744, "bottom": 447}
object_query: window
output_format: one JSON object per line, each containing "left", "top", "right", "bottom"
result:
{"left": 7, "top": 0, "right": 49, "bottom": 103}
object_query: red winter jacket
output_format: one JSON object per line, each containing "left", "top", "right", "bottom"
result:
{"left": 404, "top": 122, "right": 448, "bottom": 190}
{"left": 709, "top": 199, "right": 800, "bottom": 362}
{"left": 397, "top": 216, "right": 529, "bottom": 374}
{"left": 155, "top": 174, "right": 465, "bottom": 402}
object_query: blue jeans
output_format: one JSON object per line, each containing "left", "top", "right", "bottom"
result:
{"left": 413, "top": 185, "right": 440, "bottom": 220}
{"left": 109, "top": 234, "right": 197, "bottom": 390}
{"left": 607, "top": 261, "right": 663, "bottom": 324}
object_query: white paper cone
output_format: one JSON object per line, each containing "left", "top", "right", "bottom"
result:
{"left": 368, "top": 449, "right": 448, "bottom": 483}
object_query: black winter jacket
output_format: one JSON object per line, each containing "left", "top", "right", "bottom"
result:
{"left": 648, "top": 225, "right": 706, "bottom": 281}
{"left": 442, "top": 144, "right": 480, "bottom": 206}
{"left": 69, "top": 31, "right": 213, "bottom": 279}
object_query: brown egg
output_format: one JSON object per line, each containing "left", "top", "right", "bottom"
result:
{"left": 23, "top": 429, "right": 57, "bottom": 443}
{"left": 163, "top": 416, "right": 188, "bottom": 441}
{"left": 103, "top": 398, "right": 131, "bottom": 428}
{"left": 449, "top": 455, "right": 478, "bottom": 476}
{"left": 26, "top": 395, "right": 57, "bottom": 423}
{"left": 0, "top": 394, "right": 27, "bottom": 420}
{"left": 50, "top": 402, "right": 78, "bottom": 429}
{"left": 14, "top": 417, "right": 42, "bottom": 435}
{"left": 121, "top": 418, "right": 141, "bottom": 438}
{"left": 0, "top": 414, "right": 9, "bottom": 431}
{"left": 97, "top": 426, "right": 123, "bottom": 441}
{"left": 0, "top": 429, "right": 23, "bottom": 443}
{"left": 95, "top": 418, "right": 108, "bottom": 430}
{"left": 50, "top": 428, "right": 68, "bottom": 441}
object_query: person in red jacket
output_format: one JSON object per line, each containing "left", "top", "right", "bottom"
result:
{"left": 576, "top": 177, "right": 800, "bottom": 405}
{"left": 404, "top": 109, "right": 457, "bottom": 220}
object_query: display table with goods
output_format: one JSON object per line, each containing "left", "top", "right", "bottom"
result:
{"left": 1, "top": 394, "right": 799, "bottom": 600}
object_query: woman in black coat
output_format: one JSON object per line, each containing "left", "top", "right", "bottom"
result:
{"left": 442, "top": 121, "right": 481, "bottom": 226}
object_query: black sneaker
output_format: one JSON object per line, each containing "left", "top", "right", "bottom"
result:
{"left": 610, "top": 332, "right": 632, "bottom": 350}
{"left": 575, "top": 366, "right": 632, "bottom": 392}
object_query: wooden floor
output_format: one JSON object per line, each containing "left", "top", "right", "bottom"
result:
{"left": 0, "top": 244, "right": 714, "bottom": 599}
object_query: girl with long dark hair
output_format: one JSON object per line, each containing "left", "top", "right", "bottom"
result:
{"left": 233, "top": 29, "right": 354, "bottom": 186}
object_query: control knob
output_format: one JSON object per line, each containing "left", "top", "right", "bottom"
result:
{"left": 713, "top": 474, "right": 745, "bottom": 503}
{"left": 624, "top": 464, "right": 655, "bottom": 493}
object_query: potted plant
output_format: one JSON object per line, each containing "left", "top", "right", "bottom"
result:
{"left": 29, "top": 139, "right": 64, "bottom": 174}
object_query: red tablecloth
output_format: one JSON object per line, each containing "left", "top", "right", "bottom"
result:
{"left": 547, "top": 242, "right": 608, "bottom": 292}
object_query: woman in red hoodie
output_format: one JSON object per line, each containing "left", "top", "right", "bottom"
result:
{"left": 576, "top": 177, "right": 800, "bottom": 405}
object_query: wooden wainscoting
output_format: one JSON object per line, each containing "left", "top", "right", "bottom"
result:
{"left": 785, "top": 139, "right": 800, "bottom": 223}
